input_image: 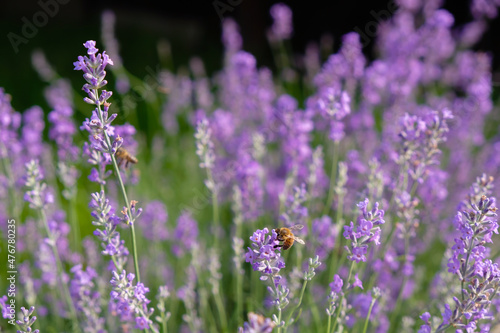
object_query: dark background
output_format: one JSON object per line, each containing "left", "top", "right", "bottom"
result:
{"left": 0, "top": 0, "right": 499, "bottom": 111}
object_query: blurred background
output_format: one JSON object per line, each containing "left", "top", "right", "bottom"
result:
{"left": 1, "top": 0, "right": 500, "bottom": 112}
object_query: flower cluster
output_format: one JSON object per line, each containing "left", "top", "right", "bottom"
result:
{"left": 171, "top": 211, "right": 199, "bottom": 258}
{"left": 195, "top": 117, "right": 215, "bottom": 171}
{"left": 16, "top": 306, "right": 40, "bottom": 333}
{"left": 280, "top": 184, "right": 308, "bottom": 227}
{"left": 45, "top": 79, "right": 79, "bottom": 162}
{"left": 310, "top": 215, "right": 337, "bottom": 262}
{"left": 269, "top": 3, "right": 293, "bottom": 41}
{"left": 110, "top": 270, "right": 155, "bottom": 330}
{"left": 69, "top": 264, "right": 105, "bottom": 332}
{"left": 23, "top": 159, "right": 53, "bottom": 210}
{"left": 245, "top": 228, "right": 284, "bottom": 280}
{"left": 438, "top": 195, "right": 500, "bottom": 330}
{"left": 238, "top": 312, "right": 276, "bottom": 333}
{"left": 303, "top": 255, "right": 321, "bottom": 281}
{"left": 90, "top": 190, "right": 129, "bottom": 270}
{"left": 315, "top": 87, "right": 351, "bottom": 141}
{"left": 398, "top": 109, "right": 453, "bottom": 183}
{"left": 343, "top": 199, "right": 385, "bottom": 263}
{"left": 73, "top": 40, "right": 114, "bottom": 106}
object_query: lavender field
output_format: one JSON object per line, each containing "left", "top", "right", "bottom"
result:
{"left": 2, "top": 1, "right": 500, "bottom": 332}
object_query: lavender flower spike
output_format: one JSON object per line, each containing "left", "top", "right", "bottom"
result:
{"left": 238, "top": 312, "right": 276, "bottom": 333}
{"left": 343, "top": 199, "right": 385, "bottom": 262}
{"left": 436, "top": 194, "right": 500, "bottom": 332}
{"left": 16, "top": 306, "right": 40, "bottom": 333}
{"left": 73, "top": 40, "right": 114, "bottom": 105}
{"left": 269, "top": 3, "right": 293, "bottom": 41}
{"left": 245, "top": 228, "right": 285, "bottom": 281}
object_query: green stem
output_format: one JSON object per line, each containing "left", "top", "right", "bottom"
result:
{"left": 235, "top": 224, "right": 244, "bottom": 326}
{"left": 94, "top": 93, "right": 141, "bottom": 282}
{"left": 214, "top": 290, "right": 228, "bottom": 332}
{"left": 207, "top": 169, "right": 220, "bottom": 233}
{"left": 162, "top": 312, "right": 168, "bottom": 333}
{"left": 273, "top": 276, "right": 283, "bottom": 333}
{"left": 327, "top": 314, "right": 332, "bottom": 333}
{"left": 329, "top": 190, "right": 345, "bottom": 280}
{"left": 389, "top": 233, "right": 410, "bottom": 330}
{"left": 323, "top": 142, "right": 339, "bottom": 216}
{"left": 362, "top": 298, "right": 377, "bottom": 333}
{"left": 435, "top": 324, "right": 451, "bottom": 333}
{"left": 332, "top": 262, "right": 354, "bottom": 333}
{"left": 68, "top": 195, "right": 81, "bottom": 253}
{"left": 307, "top": 290, "right": 321, "bottom": 331}
{"left": 286, "top": 279, "right": 308, "bottom": 324}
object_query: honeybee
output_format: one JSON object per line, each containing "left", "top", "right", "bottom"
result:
{"left": 274, "top": 224, "right": 305, "bottom": 250}
{"left": 115, "top": 147, "right": 138, "bottom": 168}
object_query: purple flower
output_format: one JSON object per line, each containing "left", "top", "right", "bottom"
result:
{"left": 74, "top": 40, "right": 114, "bottom": 105}
{"left": 24, "top": 160, "right": 52, "bottom": 210}
{"left": 311, "top": 216, "right": 337, "bottom": 261}
{"left": 350, "top": 246, "right": 368, "bottom": 263}
{"left": 398, "top": 109, "right": 452, "bottom": 184}
{"left": 0, "top": 295, "right": 11, "bottom": 319}
{"left": 269, "top": 3, "right": 293, "bottom": 41}
{"left": 139, "top": 201, "right": 169, "bottom": 241}
{"left": 353, "top": 273, "right": 364, "bottom": 290}
{"left": 90, "top": 190, "right": 129, "bottom": 271}
{"left": 21, "top": 106, "right": 45, "bottom": 160}
{"left": 239, "top": 312, "right": 276, "bottom": 333}
{"left": 344, "top": 199, "right": 384, "bottom": 262}
{"left": 357, "top": 219, "right": 373, "bottom": 237}
{"left": 245, "top": 228, "right": 283, "bottom": 281}
{"left": 222, "top": 18, "right": 242, "bottom": 56}
{"left": 110, "top": 270, "right": 154, "bottom": 326}
{"left": 471, "top": 0, "right": 500, "bottom": 19}
{"left": 330, "top": 274, "right": 343, "bottom": 294}
{"left": 280, "top": 183, "right": 308, "bottom": 227}
{"left": 101, "top": 11, "right": 130, "bottom": 94}
{"left": 15, "top": 306, "right": 40, "bottom": 333}
{"left": 316, "top": 87, "right": 351, "bottom": 120}
{"left": 45, "top": 79, "right": 79, "bottom": 161}
{"left": 135, "top": 316, "right": 151, "bottom": 329}
{"left": 69, "top": 264, "right": 105, "bottom": 331}
{"left": 172, "top": 211, "right": 198, "bottom": 257}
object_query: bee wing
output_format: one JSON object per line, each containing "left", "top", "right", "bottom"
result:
{"left": 293, "top": 236, "right": 305, "bottom": 244}
{"left": 289, "top": 224, "right": 304, "bottom": 231}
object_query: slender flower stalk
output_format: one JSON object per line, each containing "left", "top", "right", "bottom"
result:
{"left": 155, "top": 286, "right": 171, "bottom": 333}
{"left": 435, "top": 193, "right": 499, "bottom": 331}
{"left": 232, "top": 186, "right": 245, "bottom": 325}
{"left": 195, "top": 117, "right": 220, "bottom": 236}
{"left": 245, "top": 228, "right": 287, "bottom": 332}
{"left": 362, "top": 287, "right": 381, "bottom": 333}
{"left": 74, "top": 40, "right": 142, "bottom": 282}
{"left": 323, "top": 141, "right": 340, "bottom": 216}
{"left": 326, "top": 291, "right": 339, "bottom": 333}
{"left": 329, "top": 161, "right": 348, "bottom": 278}
{"left": 331, "top": 262, "right": 354, "bottom": 333}
{"left": 24, "top": 160, "right": 80, "bottom": 331}
{"left": 208, "top": 249, "right": 228, "bottom": 331}
{"left": 285, "top": 256, "right": 321, "bottom": 328}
